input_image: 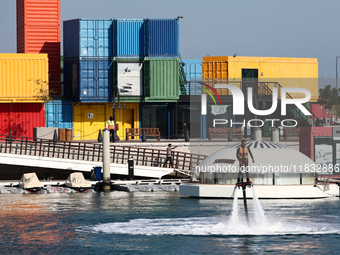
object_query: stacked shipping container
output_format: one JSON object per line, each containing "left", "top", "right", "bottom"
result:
{"left": 0, "top": 53, "right": 49, "bottom": 137}
{"left": 16, "top": 0, "right": 61, "bottom": 95}
{"left": 63, "top": 18, "right": 180, "bottom": 140}
{"left": 63, "top": 18, "right": 114, "bottom": 140}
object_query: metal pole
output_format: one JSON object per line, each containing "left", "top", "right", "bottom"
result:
{"left": 102, "top": 128, "right": 111, "bottom": 192}
{"left": 336, "top": 56, "right": 340, "bottom": 89}
{"left": 112, "top": 87, "right": 120, "bottom": 142}
{"left": 128, "top": 157, "right": 134, "bottom": 180}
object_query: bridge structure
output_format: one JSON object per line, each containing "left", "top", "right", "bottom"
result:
{"left": 0, "top": 135, "right": 207, "bottom": 180}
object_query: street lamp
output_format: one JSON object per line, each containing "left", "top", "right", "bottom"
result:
{"left": 336, "top": 56, "right": 340, "bottom": 89}
{"left": 112, "top": 86, "right": 120, "bottom": 142}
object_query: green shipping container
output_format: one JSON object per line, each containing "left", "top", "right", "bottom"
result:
{"left": 144, "top": 58, "right": 179, "bottom": 102}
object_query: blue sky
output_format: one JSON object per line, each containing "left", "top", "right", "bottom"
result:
{"left": 1, "top": 0, "right": 340, "bottom": 83}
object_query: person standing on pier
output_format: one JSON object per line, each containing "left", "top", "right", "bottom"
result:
{"left": 236, "top": 140, "right": 255, "bottom": 186}
{"left": 107, "top": 116, "right": 115, "bottom": 142}
{"left": 163, "top": 144, "right": 178, "bottom": 168}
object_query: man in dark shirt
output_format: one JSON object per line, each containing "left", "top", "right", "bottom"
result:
{"left": 236, "top": 140, "right": 255, "bottom": 186}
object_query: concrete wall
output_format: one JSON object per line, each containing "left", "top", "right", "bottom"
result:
{"left": 33, "top": 127, "right": 58, "bottom": 140}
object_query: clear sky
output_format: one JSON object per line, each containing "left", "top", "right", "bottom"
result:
{"left": 1, "top": 0, "right": 340, "bottom": 83}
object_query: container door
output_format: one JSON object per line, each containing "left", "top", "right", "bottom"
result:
{"left": 242, "top": 69, "right": 258, "bottom": 137}
{"left": 96, "top": 19, "right": 112, "bottom": 58}
{"left": 122, "top": 109, "right": 133, "bottom": 139}
{"left": 80, "top": 20, "right": 95, "bottom": 58}
{"left": 97, "top": 60, "right": 111, "bottom": 100}
{"left": 46, "top": 103, "right": 55, "bottom": 127}
{"left": 83, "top": 108, "right": 98, "bottom": 140}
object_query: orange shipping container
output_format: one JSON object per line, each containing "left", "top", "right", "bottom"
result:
{"left": 0, "top": 53, "right": 49, "bottom": 102}
{"left": 16, "top": 0, "right": 61, "bottom": 94}
{"left": 202, "top": 56, "right": 318, "bottom": 102}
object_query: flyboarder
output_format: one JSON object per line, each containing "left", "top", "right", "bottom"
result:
{"left": 236, "top": 140, "right": 255, "bottom": 187}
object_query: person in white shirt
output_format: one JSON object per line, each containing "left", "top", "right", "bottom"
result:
{"left": 163, "top": 143, "right": 178, "bottom": 167}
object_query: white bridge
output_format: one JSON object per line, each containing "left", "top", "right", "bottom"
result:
{"left": 0, "top": 135, "right": 206, "bottom": 179}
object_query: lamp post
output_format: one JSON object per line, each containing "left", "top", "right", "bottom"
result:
{"left": 336, "top": 56, "right": 340, "bottom": 89}
{"left": 112, "top": 86, "right": 120, "bottom": 142}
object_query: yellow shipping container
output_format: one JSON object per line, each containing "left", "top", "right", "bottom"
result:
{"left": 202, "top": 56, "right": 318, "bottom": 102}
{"left": 0, "top": 53, "right": 49, "bottom": 102}
{"left": 73, "top": 102, "right": 139, "bottom": 141}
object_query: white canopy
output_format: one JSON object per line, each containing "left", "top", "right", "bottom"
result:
{"left": 65, "top": 172, "right": 92, "bottom": 188}
{"left": 19, "top": 172, "right": 44, "bottom": 189}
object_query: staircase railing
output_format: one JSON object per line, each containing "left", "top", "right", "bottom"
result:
{"left": 257, "top": 82, "right": 319, "bottom": 126}
{"left": 179, "top": 54, "right": 188, "bottom": 96}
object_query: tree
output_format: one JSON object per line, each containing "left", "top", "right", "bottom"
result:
{"left": 318, "top": 85, "right": 340, "bottom": 125}
{"left": 29, "top": 79, "right": 54, "bottom": 103}
{"left": 29, "top": 79, "right": 54, "bottom": 127}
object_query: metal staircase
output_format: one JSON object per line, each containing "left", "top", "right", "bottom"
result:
{"left": 179, "top": 54, "right": 188, "bottom": 96}
{"left": 257, "top": 82, "right": 319, "bottom": 127}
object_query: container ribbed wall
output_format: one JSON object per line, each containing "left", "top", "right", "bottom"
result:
{"left": 148, "top": 19, "right": 179, "bottom": 57}
{"left": 144, "top": 58, "right": 179, "bottom": 101}
{"left": 0, "top": 103, "right": 45, "bottom": 137}
{"left": 0, "top": 53, "right": 49, "bottom": 102}
{"left": 16, "top": 0, "right": 61, "bottom": 94}
{"left": 115, "top": 19, "right": 147, "bottom": 57}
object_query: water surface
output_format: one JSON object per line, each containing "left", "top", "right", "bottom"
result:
{"left": 1, "top": 191, "right": 340, "bottom": 254}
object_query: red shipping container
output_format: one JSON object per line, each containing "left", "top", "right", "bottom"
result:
{"left": 0, "top": 103, "right": 45, "bottom": 138}
{"left": 309, "top": 104, "right": 329, "bottom": 119}
{"left": 299, "top": 127, "right": 332, "bottom": 161}
{"left": 16, "top": 0, "right": 61, "bottom": 95}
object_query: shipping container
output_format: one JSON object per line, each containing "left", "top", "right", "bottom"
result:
{"left": 73, "top": 102, "right": 139, "bottom": 140}
{"left": 16, "top": 0, "right": 61, "bottom": 94}
{"left": 202, "top": 56, "right": 318, "bottom": 102}
{"left": 0, "top": 103, "right": 45, "bottom": 137}
{"left": 309, "top": 104, "right": 329, "bottom": 119}
{"left": 0, "top": 53, "right": 49, "bottom": 102}
{"left": 46, "top": 99, "right": 73, "bottom": 128}
{"left": 143, "top": 58, "right": 179, "bottom": 101}
{"left": 299, "top": 127, "right": 332, "bottom": 161}
{"left": 182, "top": 59, "right": 202, "bottom": 95}
{"left": 114, "top": 19, "right": 148, "bottom": 57}
{"left": 148, "top": 19, "right": 179, "bottom": 57}
{"left": 64, "top": 59, "right": 113, "bottom": 102}
{"left": 63, "top": 19, "right": 114, "bottom": 59}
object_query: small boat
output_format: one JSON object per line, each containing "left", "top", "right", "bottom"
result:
{"left": 19, "top": 172, "right": 44, "bottom": 192}
{"left": 65, "top": 172, "right": 92, "bottom": 191}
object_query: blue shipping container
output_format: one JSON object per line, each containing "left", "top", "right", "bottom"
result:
{"left": 64, "top": 18, "right": 114, "bottom": 59}
{"left": 183, "top": 59, "right": 202, "bottom": 95}
{"left": 46, "top": 100, "right": 73, "bottom": 129}
{"left": 114, "top": 19, "right": 148, "bottom": 57}
{"left": 64, "top": 59, "right": 113, "bottom": 102}
{"left": 148, "top": 19, "right": 179, "bottom": 57}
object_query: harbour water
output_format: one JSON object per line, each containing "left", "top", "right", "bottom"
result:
{"left": 1, "top": 191, "right": 340, "bottom": 254}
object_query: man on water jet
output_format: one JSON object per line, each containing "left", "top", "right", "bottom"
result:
{"left": 236, "top": 140, "right": 255, "bottom": 187}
